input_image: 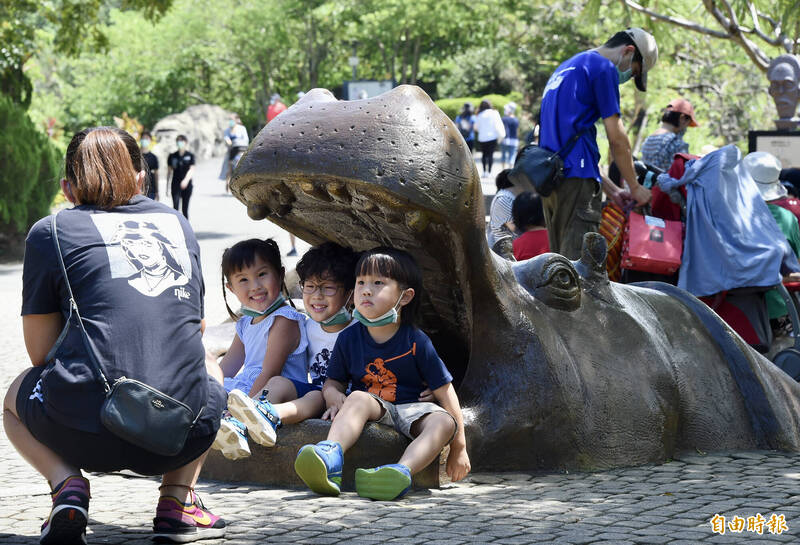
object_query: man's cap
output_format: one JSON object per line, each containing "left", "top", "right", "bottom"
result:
{"left": 743, "top": 151, "right": 786, "bottom": 201}
{"left": 625, "top": 27, "right": 658, "bottom": 92}
{"left": 667, "top": 98, "right": 699, "bottom": 127}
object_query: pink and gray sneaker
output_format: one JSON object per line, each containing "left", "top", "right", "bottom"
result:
{"left": 152, "top": 491, "right": 226, "bottom": 543}
{"left": 40, "top": 475, "right": 90, "bottom": 545}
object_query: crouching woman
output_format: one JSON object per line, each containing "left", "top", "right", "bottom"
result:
{"left": 3, "top": 127, "right": 227, "bottom": 544}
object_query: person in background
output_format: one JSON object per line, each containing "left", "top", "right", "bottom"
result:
{"left": 222, "top": 114, "right": 249, "bottom": 193}
{"left": 640, "top": 98, "right": 698, "bottom": 171}
{"left": 267, "top": 93, "right": 288, "bottom": 123}
{"left": 501, "top": 102, "right": 520, "bottom": 170}
{"left": 266, "top": 97, "right": 297, "bottom": 256}
{"left": 454, "top": 103, "right": 476, "bottom": 152}
{"left": 539, "top": 28, "right": 657, "bottom": 259}
{"left": 141, "top": 131, "right": 159, "bottom": 201}
{"left": 511, "top": 192, "right": 550, "bottom": 261}
{"left": 167, "top": 135, "right": 195, "bottom": 219}
{"left": 486, "top": 170, "right": 520, "bottom": 252}
{"left": 745, "top": 152, "right": 800, "bottom": 330}
{"left": 474, "top": 100, "right": 505, "bottom": 177}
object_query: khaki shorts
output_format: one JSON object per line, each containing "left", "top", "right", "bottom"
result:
{"left": 368, "top": 393, "right": 456, "bottom": 443}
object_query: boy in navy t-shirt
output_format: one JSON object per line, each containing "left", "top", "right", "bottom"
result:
{"left": 294, "top": 247, "right": 470, "bottom": 501}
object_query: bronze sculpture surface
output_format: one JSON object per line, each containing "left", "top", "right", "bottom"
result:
{"left": 231, "top": 86, "right": 800, "bottom": 471}
{"left": 767, "top": 55, "right": 800, "bottom": 131}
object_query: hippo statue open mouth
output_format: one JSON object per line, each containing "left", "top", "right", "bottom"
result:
{"left": 231, "top": 86, "right": 800, "bottom": 472}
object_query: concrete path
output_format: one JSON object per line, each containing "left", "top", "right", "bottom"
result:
{"left": 1, "top": 158, "right": 799, "bottom": 544}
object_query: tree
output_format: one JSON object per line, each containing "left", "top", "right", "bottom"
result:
{"left": 614, "top": 0, "right": 799, "bottom": 71}
{"left": 1, "top": 0, "right": 174, "bottom": 109}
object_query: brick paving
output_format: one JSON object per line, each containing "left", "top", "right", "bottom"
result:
{"left": 1, "top": 158, "right": 798, "bottom": 543}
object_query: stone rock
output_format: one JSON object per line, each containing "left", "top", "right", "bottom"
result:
{"left": 150, "top": 104, "right": 233, "bottom": 178}
{"left": 201, "top": 419, "right": 439, "bottom": 490}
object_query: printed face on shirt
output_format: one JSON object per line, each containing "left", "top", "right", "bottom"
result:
{"left": 302, "top": 275, "right": 350, "bottom": 323}
{"left": 121, "top": 236, "right": 163, "bottom": 269}
{"left": 226, "top": 255, "right": 282, "bottom": 313}
{"left": 355, "top": 273, "right": 405, "bottom": 320}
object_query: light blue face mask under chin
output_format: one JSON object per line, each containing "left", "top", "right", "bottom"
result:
{"left": 617, "top": 68, "right": 633, "bottom": 85}
{"left": 240, "top": 293, "right": 286, "bottom": 318}
{"left": 353, "top": 293, "right": 405, "bottom": 327}
{"left": 320, "top": 305, "right": 352, "bottom": 326}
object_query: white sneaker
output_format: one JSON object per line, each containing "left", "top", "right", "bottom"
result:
{"left": 227, "top": 389, "right": 280, "bottom": 447}
{"left": 211, "top": 416, "right": 251, "bottom": 460}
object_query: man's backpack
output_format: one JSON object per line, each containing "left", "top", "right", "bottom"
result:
{"left": 458, "top": 116, "right": 472, "bottom": 139}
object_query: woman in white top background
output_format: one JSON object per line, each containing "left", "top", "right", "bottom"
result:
{"left": 474, "top": 100, "right": 506, "bottom": 178}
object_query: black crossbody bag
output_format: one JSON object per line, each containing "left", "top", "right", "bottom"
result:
{"left": 50, "top": 212, "right": 203, "bottom": 456}
{"left": 508, "top": 129, "right": 588, "bottom": 197}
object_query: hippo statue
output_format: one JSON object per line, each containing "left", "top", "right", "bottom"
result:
{"left": 230, "top": 86, "right": 800, "bottom": 472}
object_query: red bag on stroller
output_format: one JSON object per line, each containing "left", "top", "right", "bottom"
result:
{"left": 622, "top": 212, "right": 683, "bottom": 275}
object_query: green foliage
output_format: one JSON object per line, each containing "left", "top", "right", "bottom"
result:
{"left": 438, "top": 46, "right": 515, "bottom": 98}
{"left": 435, "top": 92, "right": 523, "bottom": 120}
{"left": 0, "top": 94, "right": 60, "bottom": 235}
{"left": 1, "top": 0, "right": 174, "bottom": 111}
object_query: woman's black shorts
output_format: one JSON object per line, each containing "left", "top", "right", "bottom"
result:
{"left": 16, "top": 366, "right": 215, "bottom": 476}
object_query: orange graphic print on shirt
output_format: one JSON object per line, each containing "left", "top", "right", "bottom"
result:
{"left": 362, "top": 343, "right": 416, "bottom": 402}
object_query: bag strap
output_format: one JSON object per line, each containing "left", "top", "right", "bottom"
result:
{"left": 50, "top": 212, "right": 112, "bottom": 394}
{"left": 554, "top": 128, "right": 589, "bottom": 159}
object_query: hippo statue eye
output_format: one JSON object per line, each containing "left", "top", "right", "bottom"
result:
{"left": 513, "top": 254, "right": 581, "bottom": 311}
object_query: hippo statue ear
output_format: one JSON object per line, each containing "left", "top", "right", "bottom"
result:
{"left": 512, "top": 253, "right": 581, "bottom": 311}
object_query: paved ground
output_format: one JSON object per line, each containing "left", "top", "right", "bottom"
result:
{"left": 2, "top": 157, "right": 799, "bottom": 544}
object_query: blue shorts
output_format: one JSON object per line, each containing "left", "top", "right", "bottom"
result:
{"left": 290, "top": 378, "right": 322, "bottom": 397}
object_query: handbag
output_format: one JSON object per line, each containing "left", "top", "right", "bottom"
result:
{"left": 621, "top": 211, "right": 683, "bottom": 275}
{"left": 50, "top": 212, "right": 203, "bottom": 456}
{"left": 508, "top": 129, "right": 587, "bottom": 197}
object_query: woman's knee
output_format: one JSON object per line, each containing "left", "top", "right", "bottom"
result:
{"left": 3, "top": 368, "right": 34, "bottom": 414}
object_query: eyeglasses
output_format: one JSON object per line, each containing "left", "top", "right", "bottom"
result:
{"left": 301, "top": 283, "right": 342, "bottom": 296}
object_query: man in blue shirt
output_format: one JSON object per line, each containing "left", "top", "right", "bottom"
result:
{"left": 539, "top": 28, "right": 658, "bottom": 259}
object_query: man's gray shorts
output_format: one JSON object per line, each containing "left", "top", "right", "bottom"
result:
{"left": 368, "top": 393, "right": 456, "bottom": 443}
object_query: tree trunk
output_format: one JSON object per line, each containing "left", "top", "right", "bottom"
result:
{"left": 410, "top": 36, "right": 421, "bottom": 85}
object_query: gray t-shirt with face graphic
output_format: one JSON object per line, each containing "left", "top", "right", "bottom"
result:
{"left": 21, "top": 195, "right": 225, "bottom": 436}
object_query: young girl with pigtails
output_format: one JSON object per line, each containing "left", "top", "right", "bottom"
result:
{"left": 211, "top": 238, "right": 309, "bottom": 459}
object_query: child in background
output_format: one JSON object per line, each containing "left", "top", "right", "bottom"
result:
{"left": 211, "top": 238, "right": 308, "bottom": 459}
{"left": 511, "top": 191, "right": 550, "bottom": 261}
{"left": 295, "top": 247, "right": 471, "bottom": 501}
{"left": 222, "top": 242, "right": 361, "bottom": 454}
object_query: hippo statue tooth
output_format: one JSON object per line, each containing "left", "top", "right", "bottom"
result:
{"left": 232, "top": 85, "right": 800, "bottom": 471}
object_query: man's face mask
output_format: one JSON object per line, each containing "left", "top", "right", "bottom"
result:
{"left": 616, "top": 49, "right": 633, "bottom": 85}
{"left": 229, "top": 120, "right": 235, "bottom": 128}
{"left": 140, "top": 138, "right": 150, "bottom": 149}
{"left": 177, "top": 140, "right": 186, "bottom": 150}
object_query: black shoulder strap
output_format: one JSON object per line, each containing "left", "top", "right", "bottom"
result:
{"left": 50, "top": 212, "right": 112, "bottom": 393}
{"left": 555, "top": 128, "right": 589, "bottom": 159}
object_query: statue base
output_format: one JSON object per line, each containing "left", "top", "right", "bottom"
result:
{"left": 201, "top": 419, "right": 440, "bottom": 490}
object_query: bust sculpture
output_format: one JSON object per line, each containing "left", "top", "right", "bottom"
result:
{"left": 767, "top": 55, "right": 800, "bottom": 130}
